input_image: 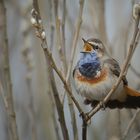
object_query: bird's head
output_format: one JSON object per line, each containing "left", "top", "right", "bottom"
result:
{"left": 81, "top": 38, "right": 105, "bottom": 58}
{"left": 77, "top": 38, "right": 106, "bottom": 78}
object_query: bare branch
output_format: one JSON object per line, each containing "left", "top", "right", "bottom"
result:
{"left": 132, "top": 132, "right": 140, "bottom": 140}
{"left": 122, "top": 109, "right": 140, "bottom": 140}
{"left": 82, "top": 120, "right": 87, "bottom": 140}
{"left": 0, "top": 1, "right": 19, "bottom": 140}
{"left": 86, "top": 14, "right": 140, "bottom": 121}
{"left": 22, "top": 41, "right": 37, "bottom": 140}
{"left": 66, "top": 0, "right": 85, "bottom": 82}
{"left": 31, "top": 0, "right": 70, "bottom": 139}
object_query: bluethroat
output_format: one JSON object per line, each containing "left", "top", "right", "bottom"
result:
{"left": 73, "top": 38, "right": 140, "bottom": 108}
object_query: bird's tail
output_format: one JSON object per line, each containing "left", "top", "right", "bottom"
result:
{"left": 124, "top": 86, "right": 140, "bottom": 97}
{"left": 89, "top": 86, "right": 140, "bottom": 109}
{"left": 106, "top": 86, "right": 140, "bottom": 109}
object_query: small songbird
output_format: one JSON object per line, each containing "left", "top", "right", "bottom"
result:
{"left": 73, "top": 38, "right": 140, "bottom": 108}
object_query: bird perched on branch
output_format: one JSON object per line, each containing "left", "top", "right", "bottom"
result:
{"left": 73, "top": 38, "right": 140, "bottom": 108}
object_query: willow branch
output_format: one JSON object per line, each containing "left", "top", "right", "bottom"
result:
{"left": 82, "top": 119, "right": 87, "bottom": 140}
{"left": 43, "top": 47, "right": 84, "bottom": 115}
{"left": 56, "top": 0, "right": 81, "bottom": 140}
{"left": 61, "top": 1, "right": 85, "bottom": 139}
{"left": 32, "top": 0, "right": 70, "bottom": 139}
{"left": 22, "top": 44, "right": 37, "bottom": 140}
{"left": 61, "top": 0, "right": 67, "bottom": 73}
{"left": 122, "top": 109, "right": 140, "bottom": 140}
{"left": 66, "top": 0, "right": 85, "bottom": 82}
{"left": 86, "top": 15, "right": 140, "bottom": 121}
{"left": 56, "top": 18, "right": 67, "bottom": 75}
{"left": 30, "top": 1, "right": 85, "bottom": 116}
{"left": 0, "top": 1, "right": 19, "bottom": 140}
{"left": 48, "top": 66, "right": 70, "bottom": 140}
{"left": 132, "top": 133, "right": 140, "bottom": 140}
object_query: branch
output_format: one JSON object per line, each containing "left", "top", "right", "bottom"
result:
{"left": 31, "top": 0, "right": 86, "bottom": 116}
{"left": 0, "top": 1, "right": 19, "bottom": 140}
{"left": 22, "top": 43, "right": 37, "bottom": 140}
{"left": 31, "top": 1, "right": 70, "bottom": 139}
{"left": 47, "top": 57, "right": 70, "bottom": 140}
{"left": 82, "top": 120, "right": 87, "bottom": 140}
{"left": 61, "top": 1, "right": 85, "bottom": 139}
{"left": 132, "top": 133, "right": 140, "bottom": 140}
{"left": 66, "top": 0, "right": 85, "bottom": 82}
{"left": 86, "top": 10, "right": 140, "bottom": 121}
{"left": 122, "top": 109, "right": 140, "bottom": 140}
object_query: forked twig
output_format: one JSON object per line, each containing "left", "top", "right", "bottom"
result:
{"left": 31, "top": 0, "right": 88, "bottom": 140}
{"left": 31, "top": 1, "right": 140, "bottom": 140}
{"left": 86, "top": 13, "right": 140, "bottom": 121}
{"left": 132, "top": 133, "right": 140, "bottom": 140}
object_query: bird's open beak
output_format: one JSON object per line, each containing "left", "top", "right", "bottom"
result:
{"left": 81, "top": 38, "right": 93, "bottom": 53}
{"left": 82, "top": 38, "right": 87, "bottom": 44}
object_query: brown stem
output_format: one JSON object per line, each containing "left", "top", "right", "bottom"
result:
{"left": 66, "top": 0, "right": 85, "bottom": 82}
{"left": 32, "top": 0, "right": 70, "bottom": 139}
{"left": 46, "top": 55, "right": 70, "bottom": 140}
{"left": 86, "top": 15, "right": 140, "bottom": 121}
{"left": 0, "top": 1, "right": 19, "bottom": 140}
{"left": 122, "top": 109, "right": 140, "bottom": 140}
{"left": 82, "top": 120, "right": 87, "bottom": 140}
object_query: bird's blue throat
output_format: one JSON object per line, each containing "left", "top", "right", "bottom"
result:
{"left": 78, "top": 51, "right": 101, "bottom": 78}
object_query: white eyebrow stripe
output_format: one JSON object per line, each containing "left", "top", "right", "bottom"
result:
{"left": 88, "top": 42, "right": 100, "bottom": 46}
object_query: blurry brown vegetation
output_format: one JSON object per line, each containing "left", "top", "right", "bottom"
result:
{"left": 0, "top": 0, "right": 140, "bottom": 140}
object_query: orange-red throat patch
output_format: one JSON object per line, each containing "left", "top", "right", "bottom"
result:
{"left": 76, "top": 69, "right": 107, "bottom": 84}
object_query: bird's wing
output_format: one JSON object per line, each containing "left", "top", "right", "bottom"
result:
{"left": 104, "top": 58, "right": 140, "bottom": 96}
{"left": 104, "top": 58, "right": 128, "bottom": 85}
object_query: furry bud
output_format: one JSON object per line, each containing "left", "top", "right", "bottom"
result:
{"left": 133, "top": 3, "right": 140, "bottom": 20}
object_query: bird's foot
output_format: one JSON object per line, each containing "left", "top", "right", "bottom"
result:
{"left": 79, "top": 112, "right": 91, "bottom": 125}
{"left": 84, "top": 99, "right": 92, "bottom": 105}
{"left": 99, "top": 101, "right": 106, "bottom": 110}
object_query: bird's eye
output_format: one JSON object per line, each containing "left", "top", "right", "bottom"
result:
{"left": 94, "top": 45, "right": 99, "bottom": 50}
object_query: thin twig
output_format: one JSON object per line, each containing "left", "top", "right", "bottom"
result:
{"left": 48, "top": 6, "right": 61, "bottom": 139}
{"left": 61, "top": 0, "right": 67, "bottom": 73}
{"left": 82, "top": 119, "right": 87, "bottom": 140}
{"left": 56, "top": 18, "right": 67, "bottom": 75}
{"left": 0, "top": 1, "right": 19, "bottom": 140}
{"left": 122, "top": 109, "right": 140, "bottom": 140}
{"left": 62, "top": 0, "right": 85, "bottom": 103}
{"left": 32, "top": 0, "right": 70, "bottom": 140}
{"left": 22, "top": 43, "right": 37, "bottom": 140}
{"left": 31, "top": 3, "right": 85, "bottom": 117}
{"left": 132, "top": 133, "right": 140, "bottom": 140}
{"left": 66, "top": 0, "right": 85, "bottom": 82}
{"left": 57, "top": 1, "right": 79, "bottom": 139}
{"left": 50, "top": 74, "right": 70, "bottom": 140}
{"left": 86, "top": 15, "right": 140, "bottom": 121}
{"left": 46, "top": 56, "right": 70, "bottom": 140}
{"left": 43, "top": 46, "right": 84, "bottom": 115}
{"left": 0, "top": 81, "right": 8, "bottom": 109}
{"left": 31, "top": 3, "right": 88, "bottom": 140}
{"left": 61, "top": 1, "right": 85, "bottom": 138}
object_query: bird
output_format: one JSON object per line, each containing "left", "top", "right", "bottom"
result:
{"left": 73, "top": 38, "right": 140, "bottom": 109}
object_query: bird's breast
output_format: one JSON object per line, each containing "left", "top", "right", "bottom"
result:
{"left": 76, "top": 68, "right": 107, "bottom": 84}
{"left": 74, "top": 69, "right": 125, "bottom": 101}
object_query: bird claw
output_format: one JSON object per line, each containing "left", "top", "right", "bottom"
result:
{"left": 84, "top": 99, "right": 92, "bottom": 105}
{"left": 85, "top": 113, "right": 91, "bottom": 124}
{"left": 79, "top": 112, "right": 91, "bottom": 125}
{"left": 99, "top": 101, "right": 106, "bottom": 110}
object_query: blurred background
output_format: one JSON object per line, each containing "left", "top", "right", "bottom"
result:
{"left": 0, "top": 0, "right": 140, "bottom": 140}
